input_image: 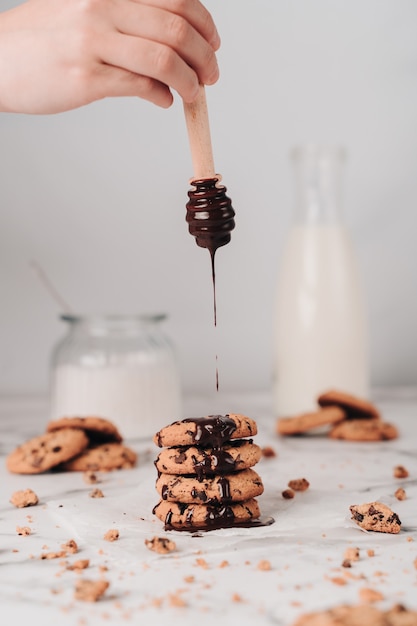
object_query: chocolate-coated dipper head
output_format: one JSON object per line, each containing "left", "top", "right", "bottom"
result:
{"left": 186, "top": 178, "right": 235, "bottom": 254}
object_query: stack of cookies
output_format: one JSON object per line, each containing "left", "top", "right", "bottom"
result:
{"left": 277, "top": 389, "right": 398, "bottom": 442}
{"left": 7, "top": 416, "right": 137, "bottom": 474}
{"left": 152, "top": 414, "right": 264, "bottom": 530}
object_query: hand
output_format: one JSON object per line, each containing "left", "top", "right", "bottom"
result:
{"left": 0, "top": 0, "right": 220, "bottom": 114}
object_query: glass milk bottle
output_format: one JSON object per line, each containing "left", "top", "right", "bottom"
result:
{"left": 50, "top": 314, "right": 182, "bottom": 440}
{"left": 273, "top": 145, "right": 369, "bottom": 416}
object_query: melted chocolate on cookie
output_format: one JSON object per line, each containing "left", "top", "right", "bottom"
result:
{"left": 183, "top": 415, "right": 237, "bottom": 447}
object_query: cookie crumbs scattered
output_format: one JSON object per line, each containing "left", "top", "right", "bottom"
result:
{"left": 344, "top": 547, "right": 360, "bottom": 562}
{"left": 261, "top": 446, "right": 276, "bottom": 458}
{"left": 359, "top": 587, "right": 384, "bottom": 603}
{"left": 195, "top": 558, "right": 209, "bottom": 569}
{"left": 282, "top": 489, "right": 295, "bottom": 499}
{"left": 394, "top": 465, "right": 409, "bottom": 479}
{"left": 288, "top": 478, "right": 310, "bottom": 492}
{"left": 83, "top": 471, "right": 100, "bottom": 484}
{"left": 257, "top": 560, "right": 272, "bottom": 571}
{"left": 74, "top": 579, "right": 109, "bottom": 602}
{"left": 395, "top": 487, "right": 406, "bottom": 501}
{"left": 62, "top": 539, "right": 78, "bottom": 554}
{"left": 67, "top": 559, "right": 90, "bottom": 571}
{"left": 104, "top": 529, "right": 119, "bottom": 542}
{"left": 144, "top": 536, "right": 176, "bottom": 554}
{"left": 367, "top": 549, "right": 375, "bottom": 557}
{"left": 16, "top": 526, "right": 31, "bottom": 536}
{"left": 89, "top": 488, "right": 104, "bottom": 498}
{"left": 10, "top": 489, "right": 39, "bottom": 508}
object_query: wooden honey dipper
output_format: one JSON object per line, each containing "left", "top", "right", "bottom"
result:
{"left": 183, "top": 85, "right": 235, "bottom": 257}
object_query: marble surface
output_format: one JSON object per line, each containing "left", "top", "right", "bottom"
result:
{"left": 1, "top": 389, "right": 416, "bottom": 626}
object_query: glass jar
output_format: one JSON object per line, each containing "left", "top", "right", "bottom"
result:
{"left": 49, "top": 314, "right": 182, "bottom": 440}
{"left": 273, "top": 145, "right": 369, "bottom": 416}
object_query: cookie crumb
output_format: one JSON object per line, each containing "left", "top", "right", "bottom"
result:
{"left": 282, "top": 489, "right": 295, "bottom": 499}
{"left": 257, "top": 560, "right": 272, "bottom": 571}
{"left": 344, "top": 547, "right": 360, "bottom": 562}
{"left": 195, "top": 558, "right": 209, "bottom": 569}
{"left": 232, "top": 593, "right": 244, "bottom": 602}
{"left": 219, "top": 560, "right": 229, "bottom": 568}
{"left": 367, "top": 549, "right": 375, "bottom": 557}
{"left": 16, "top": 525, "right": 31, "bottom": 536}
{"left": 168, "top": 591, "right": 187, "bottom": 608}
{"left": 329, "top": 576, "right": 347, "bottom": 586}
{"left": 288, "top": 478, "right": 310, "bottom": 492}
{"left": 74, "top": 579, "right": 109, "bottom": 602}
{"left": 104, "top": 529, "right": 119, "bottom": 542}
{"left": 261, "top": 446, "right": 276, "bottom": 458}
{"left": 89, "top": 488, "right": 104, "bottom": 499}
{"left": 342, "top": 559, "right": 352, "bottom": 568}
{"left": 41, "top": 550, "right": 67, "bottom": 560}
{"left": 184, "top": 576, "right": 195, "bottom": 583}
{"left": 394, "top": 487, "right": 406, "bottom": 501}
{"left": 67, "top": 559, "right": 90, "bottom": 571}
{"left": 394, "top": 465, "right": 409, "bottom": 479}
{"left": 10, "top": 489, "right": 39, "bottom": 508}
{"left": 359, "top": 587, "right": 384, "bottom": 603}
{"left": 144, "top": 536, "right": 176, "bottom": 554}
{"left": 62, "top": 539, "right": 78, "bottom": 554}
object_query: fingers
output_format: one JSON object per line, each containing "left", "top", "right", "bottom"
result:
{"left": 108, "top": 3, "right": 219, "bottom": 88}
{"left": 92, "top": 63, "right": 174, "bottom": 107}
{"left": 98, "top": 31, "right": 206, "bottom": 102}
{"left": 130, "top": 0, "right": 220, "bottom": 50}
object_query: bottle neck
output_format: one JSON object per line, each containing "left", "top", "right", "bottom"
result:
{"left": 291, "top": 145, "right": 345, "bottom": 226}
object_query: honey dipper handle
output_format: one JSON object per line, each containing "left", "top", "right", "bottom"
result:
{"left": 183, "top": 84, "right": 216, "bottom": 180}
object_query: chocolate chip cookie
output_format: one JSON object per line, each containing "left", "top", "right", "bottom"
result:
{"left": 155, "top": 439, "right": 262, "bottom": 478}
{"left": 318, "top": 389, "right": 380, "bottom": 419}
{"left": 277, "top": 406, "right": 346, "bottom": 436}
{"left": 7, "top": 428, "right": 89, "bottom": 474}
{"left": 156, "top": 468, "right": 264, "bottom": 504}
{"left": 154, "top": 414, "right": 257, "bottom": 448}
{"left": 329, "top": 418, "right": 398, "bottom": 441}
{"left": 61, "top": 442, "right": 137, "bottom": 471}
{"left": 47, "top": 416, "right": 122, "bottom": 443}
{"left": 153, "top": 498, "right": 261, "bottom": 530}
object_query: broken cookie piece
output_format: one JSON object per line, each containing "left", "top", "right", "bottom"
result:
{"left": 145, "top": 536, "right": 176, "bottom": 554}
{"left": 74, "top": 579, "right": 109, "bottom": 602}
{"left": 10, "top": 488, "right": 39, "bottom": 508}
{"left": 350, "top": 501, "right": 401, "bottom": 534}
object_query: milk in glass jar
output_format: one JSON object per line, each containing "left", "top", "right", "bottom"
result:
{"left": 50, "top": 314, "right": 182, "bottom": 440}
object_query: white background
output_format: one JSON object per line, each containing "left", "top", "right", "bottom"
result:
{"left": 1, "top": 0, "right": 416, "bottom": 396}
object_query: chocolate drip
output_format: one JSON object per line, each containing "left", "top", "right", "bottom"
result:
{"left": 191, "top": 448, "right": 237, "bottom": 481}
{"left": 183, "top": 415, "right": 237, "bottom": 447}
{"left": 186, "top": 178, "right": 235, "bottom": 254}
{"left": 217, "top": 476, "right": 231, "bottom": 501}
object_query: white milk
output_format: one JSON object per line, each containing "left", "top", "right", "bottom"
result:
{"left": 273, "top": 224, "right": 369, "bottom": 416}
{"left": 50, "top": 359, "right": 182, "bottom": 440}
